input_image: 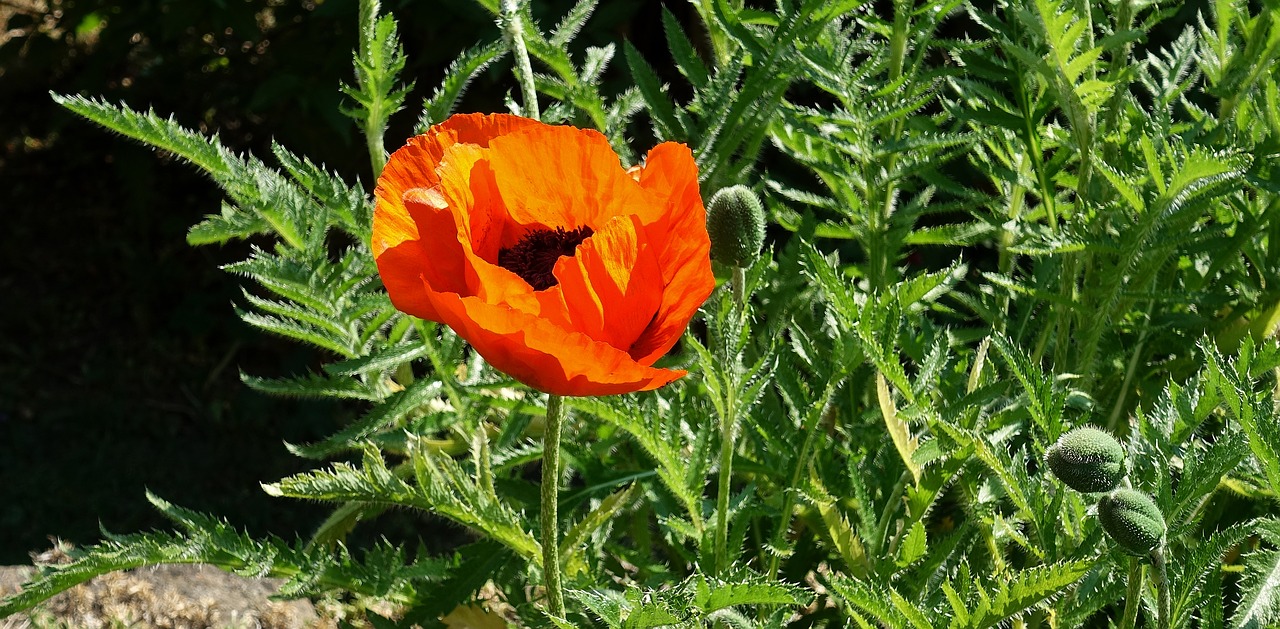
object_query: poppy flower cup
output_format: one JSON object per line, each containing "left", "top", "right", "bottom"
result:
{"left": 372, "top": 113, "right": 716, "bottom": 397}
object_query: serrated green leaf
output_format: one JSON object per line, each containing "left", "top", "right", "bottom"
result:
{"left": 1233, "top": 544, "right": 1280, "bottom": 629}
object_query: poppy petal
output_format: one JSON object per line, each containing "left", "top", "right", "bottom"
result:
{"left": 627, "top": 142, "right": 716, "bottom": 364}
{"left": 374, "top": 114, "right": 535, "bottom": 254}
{"left": 485, "top": 125, "right": 648, "bottom": 233}
{"left": 373, "top": 114, "right": 537, "bottom": 320}
{"left": 551, "top": 214, "right": 664, "bottom": 350}
{"left": 424, "top": 286, "right": 686, "bottom": 397}
{"left": 429, "top": 143, "right": 540, "bottom": 308}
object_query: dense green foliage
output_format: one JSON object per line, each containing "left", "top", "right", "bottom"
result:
{"left": 4, "top": 0, "right": 1280, "bottom": 626}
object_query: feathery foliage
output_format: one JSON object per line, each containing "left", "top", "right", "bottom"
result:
{"left": 7, "top": 0, "right": 1280, "bottom": 625}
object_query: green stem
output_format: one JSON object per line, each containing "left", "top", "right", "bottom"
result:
{"left": 500, "top": 0, "right": 540, "bottom": 121}
{"left": 731, "top": 266, "right": 746, "bottom": 312}
{"left": 541, "top": 394, "right": 566, "bottom": 617}
{"left": 713, "top": 378, "right": 738, "bottom": 576}
{"left": 358, "top": 0, "right": 388, "bottom": 177}
{"left": 366, "top": 128, "right": 387, "bottom": 178}
{"left": 1151, "top": 547, "right": 1170, "bottom": 629}
{"left": 875, "top": 471, "right": 911, "bottom": 555}
{"left": 1011, "top": 49, "right": 1058, "bottom": 233}
{"left": 1119, "top": 557, "right": 1143, "bottom": 629}
{"left": 865, "top": 0, "right": 912, "bottom": 291}
{"left": 1053, "top": 254, "right": 1079, "bottom": 371}
{"left": 1106, "top": 316, "right": 1149, "bottom": 432}
{"left": 887, "top": 0, "right": 909, "bottom": 83}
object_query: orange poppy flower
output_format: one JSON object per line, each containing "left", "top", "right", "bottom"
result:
{"left": 372, "top": 113, "right": 715, "bottom": 397}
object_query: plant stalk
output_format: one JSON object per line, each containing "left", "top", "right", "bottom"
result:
{"left": 875, "top": 471, "right": 911, "bottom": 555}
{"left": 731, "top": 266, "right": 746, "bottom": 312}
{"left": 1106, "top": 317, "right": 1149, "bottom": 431}
{"left": 500, "top": 0, "right": 540, "bottom": 121}
{"left": 713, "top": 375, "right": 738, "bottom": 577}
{"left": 1151, "top": 547, "right": 1170, "bottom": 629}
{"left": 366, "top": 130, "right": 387, "bottom": 178}
{"left": 541, "top": 393, "right": 566, "bottom": 617}
{"left": 1119, "top": 557, "right": 1143, "bottom": 629}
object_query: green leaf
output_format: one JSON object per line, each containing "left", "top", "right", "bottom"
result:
{"left": 662, "top": 6, "right": 709, "bottom": 88}
{"left": 52, "top": 94, "right": 316, "bottom": 249}
{"left": 972, "top": 560, "right": 1094, "bottom": 628}
{"left": 878, "top": 372, "right": 922, "bottom": 484}
{"left": 286, "top": 377, "right": 445, "bottom": 459}
{"left": 1208, "top": 342, "right": 1280, "bottom": 491}
{"left": 695, "top": 575, "right": 808, "bottom": 613}
{"left": 623, "top": 605, "right": 683, "bottom": 629}
{"left": 550, "top": 0, "right": 598, "bottom": 48}
{"left": 267, "top": 446, "right": 540, "bottom": 561}
{"left": 815, "top": 499, "right": 871, "bottom": 578}
{"left": 896, "top": 521, "right": 928, "bottom": 568}
{"left": 826, "top": 576, "right": 920, "bottom": 629}
{"left": 1233, "top": 522, "right": 1280, "bottom": 629}
{"left": 418, "top": 39, "right": 506, "bottom": 130}
{"left": 989, "top": 334, "right": 1066, "bottom": 439}
{"left": 572, "top": 589, "right": 625, "bottom": 628}
{"left": 342, "top": 0, "right": 413, "bottom": 174}
{"left": 559, "top": 484, "right": 639, "bottom": 573}
{"left": 324, "top": 342, "right": 430, "bottom": 377}
{"left": 241, "top": 371, "right": 380, "bottom": 401}
{"left": 623, "top": 40, "right": 684, "bottom": 141}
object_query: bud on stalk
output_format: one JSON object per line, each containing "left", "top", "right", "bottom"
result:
{"left": 1098, "top": 488, "right": 1167, "bottom": 555}
{"left": 707, "top": 185, "right": 766, "bottom": 269}
{"left": 1046, "top": 426, "right": 1126, "bottom": 493}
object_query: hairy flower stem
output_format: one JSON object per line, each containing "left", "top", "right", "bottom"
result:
{"left": 1119, "top": 557, "right": 1143, "bottom": 629}
{"left": 500, "top": 0, "right": 540, "bottom": 121}
{"left": 1151, "top": 548, "right": 1171, "bottom": 629}
{"left": 731, "top": 266, "right": 746, "bottom": 312}
{"left": 715, "top": 266, "right": 749, "bottom": 576}
{"left": 367, "top": 130, "right": 387, "bottom": 178}
{"left": 713, "top": 376, "right": 738, "bottom": 577}
{"left": 540, "top": 394, "right": 566, "bottom": 617}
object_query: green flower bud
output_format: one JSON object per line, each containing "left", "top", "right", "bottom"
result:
{"left": 706, "top": 185, "right": 766, "bottom": 268}
{"left": 1045, "top": 426, "right": 1126, "bottom": 493}
{"left": 1098, "top": 489, "right": 1166, "bottom": 555}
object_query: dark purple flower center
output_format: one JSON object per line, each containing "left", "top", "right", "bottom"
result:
{"left": 497, "top": 226, "right": 594, "bottom": 290}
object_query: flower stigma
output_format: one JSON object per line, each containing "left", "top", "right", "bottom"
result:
{"left": 497, "top": 225, "right": 595, "bottom": 290}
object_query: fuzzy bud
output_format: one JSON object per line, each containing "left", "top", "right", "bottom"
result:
{"left": 706, "top": 185, "right": 766, "bottom": 268}
{"left": 1045, "top": 426, "right": 1126, "bottom": 493}
{"left": 1098, "top": 489, "right": 1166, "bottom": 555}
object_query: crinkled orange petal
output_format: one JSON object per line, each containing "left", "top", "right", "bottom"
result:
{"left": 423, "top": 284, "right": 686, "bottom": 397}
{"left": 373, "top": 114, "right": 539, "bottom": 320}
{"left": 374, "top": 113, "right": 538, "bottom": 258}
{"left": 627, "top": 142, "right": 716, "bottom": 364}
{"left": 550, "top": 214, "right": 664, "bottom": 350}
{"left": 428, "top": 143, "right": 545, "bottom": 312}
{"left": 485, "top": 125, "right": 649, "bottom": 233}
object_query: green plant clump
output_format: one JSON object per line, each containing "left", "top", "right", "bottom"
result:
{"left": 4, "top": 0, "right": 1280, "bottom": 627}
